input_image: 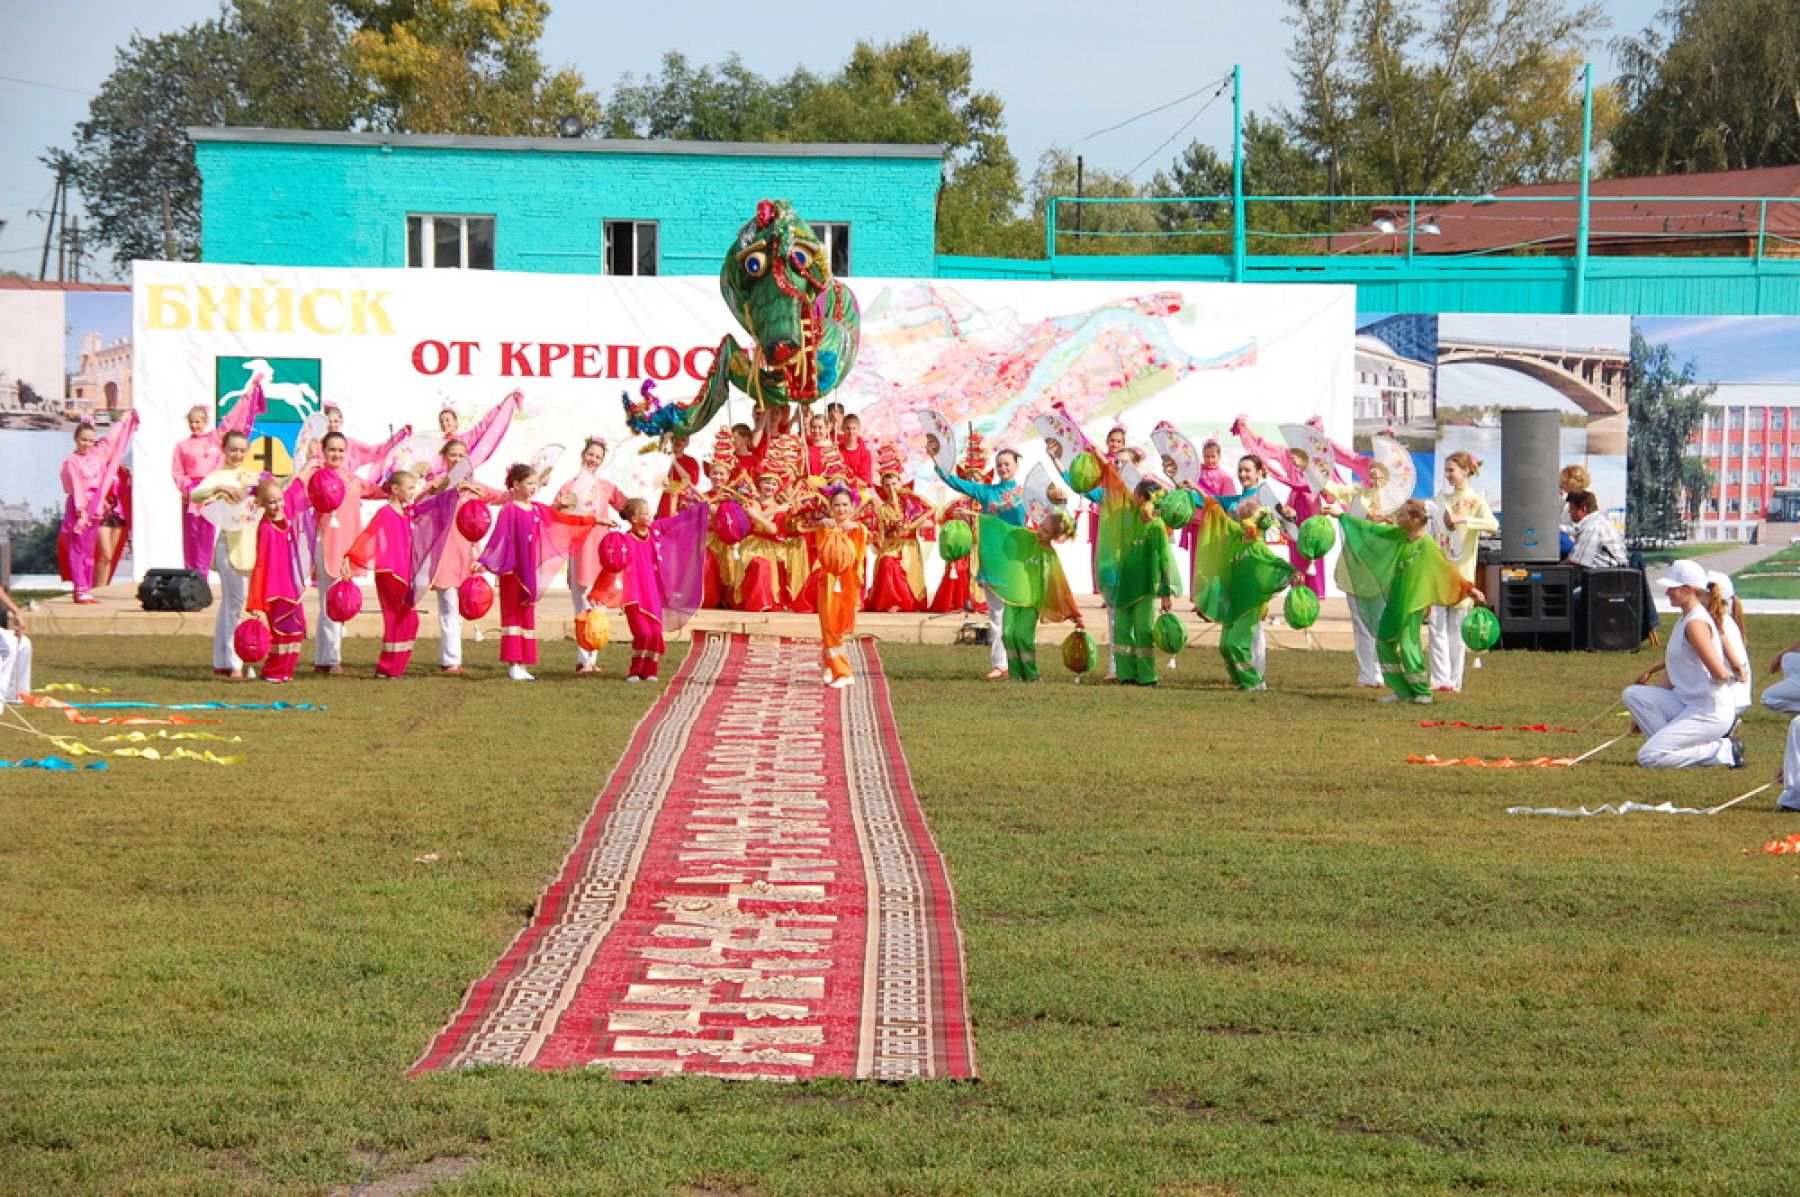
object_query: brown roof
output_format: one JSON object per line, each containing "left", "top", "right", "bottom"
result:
{"left": 1330, "top": 164, "right": 1800, "bottom": 256}
{"left": 0, "top": 278, "right": 128, "bottom": 292}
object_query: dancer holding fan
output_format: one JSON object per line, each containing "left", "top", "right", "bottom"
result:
{"left": 1428, "top": 451, "right": 1498, "bottom": 693}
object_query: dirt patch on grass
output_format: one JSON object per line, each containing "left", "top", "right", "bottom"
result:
{"left": 329, "top": 1154, "right": 479, "bottom": 1197}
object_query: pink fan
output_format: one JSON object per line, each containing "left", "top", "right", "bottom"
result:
{"left": 713, "top": 500, "right": 750, "bottom": 545}
{"left": 325, "top": 578, "right": 364, "bottom": 623}
{"left": 232, "top": 617, "right": 271, "bottom": 664}
{"left": 307, "top": 469, "right": 346, "bottom": 514}
{"left": 457, "top": 574, "right": 494, "bottom": 620}
{"left": 455, "top": 500, "right": 492, "bottom": 542}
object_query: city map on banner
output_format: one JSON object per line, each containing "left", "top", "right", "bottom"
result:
{"left": 131, "top": 261, "right": 1355, "bottom": 583}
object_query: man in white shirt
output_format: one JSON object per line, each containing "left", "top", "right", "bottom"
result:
{"left": 1563, "top": 490, "right": 1628, "bottom": 570}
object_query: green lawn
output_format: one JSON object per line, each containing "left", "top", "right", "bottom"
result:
{"left": 4, "top": 630, "right": 1800, "bottom": 1196}
{"left": 1733, "top": 542, "right": 1800, "bottom": 600}
{"left": 1638, "top": 543, "right": 1730, "bottom": 566}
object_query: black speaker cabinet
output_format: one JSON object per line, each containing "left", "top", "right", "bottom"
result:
{"left": 1581, "top": 567, "right": 1644, "bottom": 652}
{"left": 136, "top": 568, "right": 213, "bottom": 612}
{"left": 1498, "top": 564, "right": 1572, "bottom": 649}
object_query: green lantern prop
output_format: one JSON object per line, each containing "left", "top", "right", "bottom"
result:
{"left": 1068, "top": 451, "right": 1102, "bottom": 494}
{"left": 1284, "top": 585, "right": 1320, "bottom": 630}
{"left": 939, "top": 519, "right": 973, "bottom": 562}
{"left": 1153, "top": 612, "right": 1187, "bottom": 656}
{"left": 1462, "top": 605, "right": 1501, "bottom": 652}
{"left": 1156, "top": 488, "right": 1195, "bottom": 530}
{"left": 1062, "top": 630, "right": 1098, "bottom": 677}
{"left": 1296, "top": 515, "right": 1337, "bottom": 561}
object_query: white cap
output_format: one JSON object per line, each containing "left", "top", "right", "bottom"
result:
{"left": 1657, "top": 559, "right": 1709, "bottom": 590}
{"left": 1707, "top": 570, "right": 1735, "bottom": 600}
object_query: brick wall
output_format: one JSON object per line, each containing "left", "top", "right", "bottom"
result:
{"left": 194, "top": 138, "right": 941, "bottom": 277}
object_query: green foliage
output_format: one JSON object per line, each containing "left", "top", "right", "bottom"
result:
{"left": 1627, "top": 329, "right": 1716, "bottom": 547}
{"left": 8, "top": 507, "right": 63, "bottom": 575}
{"left": 1148, "top": 114, "right": 1332, "bottom": 252}
{"left": 7, "top": 631, "right": 1800, "bottom": 1193}
{"left": 1609, "top": 0, "right": 1800, "bottom": 175}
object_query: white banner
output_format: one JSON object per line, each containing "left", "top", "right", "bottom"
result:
{"left": 132, "top": 262, "right": 1354, "bottom": 586}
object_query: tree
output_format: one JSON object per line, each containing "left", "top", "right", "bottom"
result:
{"left": 65, "top": 0, "right": 364, "bottom": 268}
{"left": 1609, "top": 0, "right": 1800, "bottom": 175}
{"left": 1027, "top": 149, "right": 1155, "bottom": 256}
{"left": 1627, "top": 329, "right": 1715, "bottom": 547}
{"left": 1147, "top": 115, "right": 1330, "bottom": 253}
{"left": 1279, "top": 0, "right": 1613, "bottom": 197}
{"left": 343, "top": 0, "right": 598, "bottom": 135}
{"left": 600, "top": 34, "right": 1037, "bottom": 258}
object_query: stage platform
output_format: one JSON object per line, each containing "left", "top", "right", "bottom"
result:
{"left": 21, "top": 583, "right": 1357, "bottom": 652}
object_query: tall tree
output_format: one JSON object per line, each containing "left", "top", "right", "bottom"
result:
{"left": 602, "top": 52, "right": 816, "bottom": 142}
{"left": 1280, "top": 0, "right": 1611, "bottom": 196}
{"left": 1029, "top": 149, "right": 1153, "bottom": 256}
{"left": 1147, "top": 115, "right": 1330, "bottom": 252}
{"left": 1627, "top": 329, "right": 1715, "bottom": 547}
{"left": 66, "top": 0, "right": 364, "bottom": 269}
{"left": 1609, "top": 0, "right": 1800, "bottom": 176}
{"left": 342, "top": 0, "right": 598, "bottom": 135}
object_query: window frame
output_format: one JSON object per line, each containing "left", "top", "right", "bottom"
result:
{"left": 406, "top": 213, "right": 495, "bottom": 270}
{"left": 603, "top": 219, "right": 661, "bottom": 277}
{"left": 811, "top": 221, "right": 852, "bottom": 277}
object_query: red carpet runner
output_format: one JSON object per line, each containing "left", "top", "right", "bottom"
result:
{"left": 414, "top": 632, "right": 977, "bottom": 1081}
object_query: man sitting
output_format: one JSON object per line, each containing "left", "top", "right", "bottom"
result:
{"left": 1564, "top": 489, "right": 1628, "bottom": 570}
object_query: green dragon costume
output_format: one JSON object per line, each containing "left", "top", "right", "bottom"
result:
{"left": 622, "top": 199, "right": 861, "bottom": 441}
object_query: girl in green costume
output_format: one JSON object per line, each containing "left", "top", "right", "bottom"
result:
{"left": 1094, "top": 466, "right": 1183, "bottom": 686}
{"left": 1335, "top": 499, "right": 1483, "bottom": 704}
{"left": 1190, "top": 497, "right": 1296, "bottom": 691}
{"left": 977, "top": 509, "right": 1085, "bottom": 681}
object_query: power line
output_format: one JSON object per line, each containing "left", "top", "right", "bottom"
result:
{"left": 0, "top": 73, "right": 95, "bottom": 97}
{"left": 1124, "top": 80, "right": 1231, "bottom": 179}
{"left": 1072, "top": 73, "right": 1232, "bottom": 147}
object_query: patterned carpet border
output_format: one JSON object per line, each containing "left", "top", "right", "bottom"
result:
{"left": 412, "top": 631, "right": 976, "bottom": 1081}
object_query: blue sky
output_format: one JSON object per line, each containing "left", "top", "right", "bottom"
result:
{"left": 1, "top": 0, "right": 1668, "bottom": 281}
{"left": 1632, "top": 317, "right": 1800, "bottom": 385}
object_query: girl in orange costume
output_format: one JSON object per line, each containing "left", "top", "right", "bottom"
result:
{"left": 811, "top": 486, "right": 868, "bottom": 689}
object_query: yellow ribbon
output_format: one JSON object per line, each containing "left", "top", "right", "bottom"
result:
{"left": 50, "top": 737, "right": 244, "bottom": 765}
{"left": 40, "top": 683, "right": 112, "bottom": 694}
{"left": 96, "top": 731, "right": 243, "bottom": 744}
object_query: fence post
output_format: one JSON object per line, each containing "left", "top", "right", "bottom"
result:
{"left": 1575, "top": 63, "right": 1593, "bottom": 313}
{"left": 1232, "top": 64, "right": 1245, "bottom": 282}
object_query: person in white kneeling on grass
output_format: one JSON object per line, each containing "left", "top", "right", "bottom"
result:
{"left": 1621, "top": 559, "right": 1745, "bottom": 770}
{"left": 0, "top": 585, "right": 32, "bottom": 704}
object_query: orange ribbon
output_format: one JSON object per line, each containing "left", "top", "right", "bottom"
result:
{"left": 1417, "top": 721, "right": 1580, "bottom": 733}
{"left": 1407, "top": 753, "right": 1577, "bottom": 769}
{"left": 1764, "top": 834, "right": 1800, "bottom": 855}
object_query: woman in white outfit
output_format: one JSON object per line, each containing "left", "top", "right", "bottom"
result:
{"left": 0, "top": 585, "right": 32, "bottom": 703}
{"left": 1621, "top": 559, "right": 1744, "bottom": 769}
{"left": 1706, "top": 571, "right": 1752, "bottom": 720}
{"left": 1428, "top": 451, "right": 1498, "bottom": 692}
{"left": 188, "top": 430, "right": 261, "bottom": 678}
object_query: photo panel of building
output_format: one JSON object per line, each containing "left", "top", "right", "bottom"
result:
{"left": 1635, "top": 316, "right": 1800, "bottom": 544}
{"left": 1354, "top": 313, "right": 1437, "bottom": 498}
{"left": 1434, "top": 314, "right": 1629, "bottom": 527}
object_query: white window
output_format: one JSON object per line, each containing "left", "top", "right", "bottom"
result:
{"left": 1775, "top": 471, "right": 1786, "bottom": 485}
{"left": 1750, "top": 497, "right": 1762, "bottom": 514}
{"left": 811, "top": 222, "right": 852, "bottom": 276}
{"left": 1750, "top": 470, "right": 1762, "bottom": 485}
{"left": 604, "top": 220, "right": 659, "bottom": 276}
{"left": 407, "top": 214, "right": 494, "bottom": 269}
{"left": 1751, "top": 409, "right": 1767, "bottom": 429}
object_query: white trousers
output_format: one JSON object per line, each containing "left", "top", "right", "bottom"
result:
{"left": 1622, "top": 684, "right": 1734, "bottom": 769}
{"left": 1763, "top": 652, "right": 1800, "bottom": 714}
{"left": 313, "top": 543, "right": 344, "bottom": 667}
{"left": 1347, "top": 598, "right": 1379, "bottom": 686}
{"left": 436, "top": 589, "right": 462, "bottom": 667}
{"left": 1780, "top": 716, "right": 1800, "bottom": 811}
{"left": 0, "top": 627, "right": 32, "bottom": 702}
{"left": 982, "top": 583, "right": 1006, "bottom": 672}
{"left": 1429, "top": 605, "right": 1467, "bottom": 691}
{"left": 1253, "top": 621, "right": 1267, "bottom": 676}
{"left": 570, "top": 560, "right": 596, "bottom": 668}
{"left": 1104, "top": 605, "right": 1119, "bottom": 679}
{"left": 212, "top": 538, "right": 247, "bottom": 672}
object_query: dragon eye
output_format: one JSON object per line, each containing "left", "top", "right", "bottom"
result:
{"left": 790, "top": 248, "right": 812, "bottom": 270}
{"left": 743, "top": 251, "right": 768, "bottom": 278}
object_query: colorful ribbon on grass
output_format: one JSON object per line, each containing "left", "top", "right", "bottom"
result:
{"left": 39, "top": 683, "right": 113, "bottom": 694}
{"left": 95, "top": 731, "right": 242, "bottom": 744}
{"left": 1764, "top": 834, "right": 1800, "bottom": 855}
{"left": 48, "top": 736, "right": 243, "bottom": 765}
{"left": 0, "top": 756, "right": 108, "bottom": 771}
{"left": 1417, "top": 721, "right": 1581, "bottom": 734}
{"left": 1508, "top": 801, "right": 1707, "bottom": 816}
{"left": 25, "top": 695, "right": 320, "bottom": 713}
{"left": 1407, "top": 753, "right": 1578, "bottom": 768}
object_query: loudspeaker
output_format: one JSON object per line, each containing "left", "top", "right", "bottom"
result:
{"left": 1499, "top": 564, "right": 1572, "bottom": 637}
{"left": 1582, "top": 567, "right": 1644, "bottom": 652}
{"left": 137, "top": 568, "right": 213, "bottom": 612}
{"left": 1500, "top": 409, "right": 1563, "bottom": 562}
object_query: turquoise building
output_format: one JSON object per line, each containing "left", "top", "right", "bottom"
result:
{"left": 190, "top": 128, "right": 944, "bottom": 278}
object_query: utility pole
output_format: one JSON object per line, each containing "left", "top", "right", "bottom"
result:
{"left": 68, "top": 216, "right": 82, "bottom": 283}
{"left": 1075, "top": 155, "right": 1085, "bottom": 238}
{"left": 38, "top": 161, "right": 65, "bottom": 281}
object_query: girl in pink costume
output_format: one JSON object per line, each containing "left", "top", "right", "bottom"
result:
{"left": 347, "top": 468, "right": 460, "bottom": 679}
{"left": 317, "top": 403, "right": 411, "bottom": 477}
{"left": 306, "top": 431, "right": 385, "bottom": 674}
{"left": 431, "top": 390, "right": 522, "bottom": 471}
{"left": 423, "top": 438, "right": 504, "bottom": 674}
{"left": 554, "top": 437, "right": 631, "bottom": 674}
{"left": 477, "top": 462, "right": 597, "bottom": 682}
{"left": 171, "top": 381, "right": 267, "bottom": 573}
{"left": 596, "top": 497, "right": 707, "bottom": 683}
{"left": 59, "top": 412, "right": 138, "bottom": 604}
{"left": 245, "top": 476, "right": 311, "bottom": 683}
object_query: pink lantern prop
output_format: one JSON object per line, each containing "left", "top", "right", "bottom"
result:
{"left": 232, "top": 617, "right": 271, "bottom": 664}
{"left": 325, "top": 578, "right": 364, "bottom": 623}
{"left": 599, "top": 531, "right": 631, "bottom": 573}
{"left": 713, "top": 500, "right": 750, "bottom": 545}
{"left": 458, "top": 574, "right": 494, "bottom": 621}
{"left": 455, "top": 499, "right": 492, "bottom": 542}
{"left": 307, "top": 468, "right": 346, "bottom": 515}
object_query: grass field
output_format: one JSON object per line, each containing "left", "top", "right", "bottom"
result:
{"left": 4, "top": 628, "right": 1800, "bottom": 1196}
{"left": 1637, "top": 543, "right": 1730, "bottom": 567}
{"left": 1732, "top": 542, "right": 1800, "bottom": 600}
